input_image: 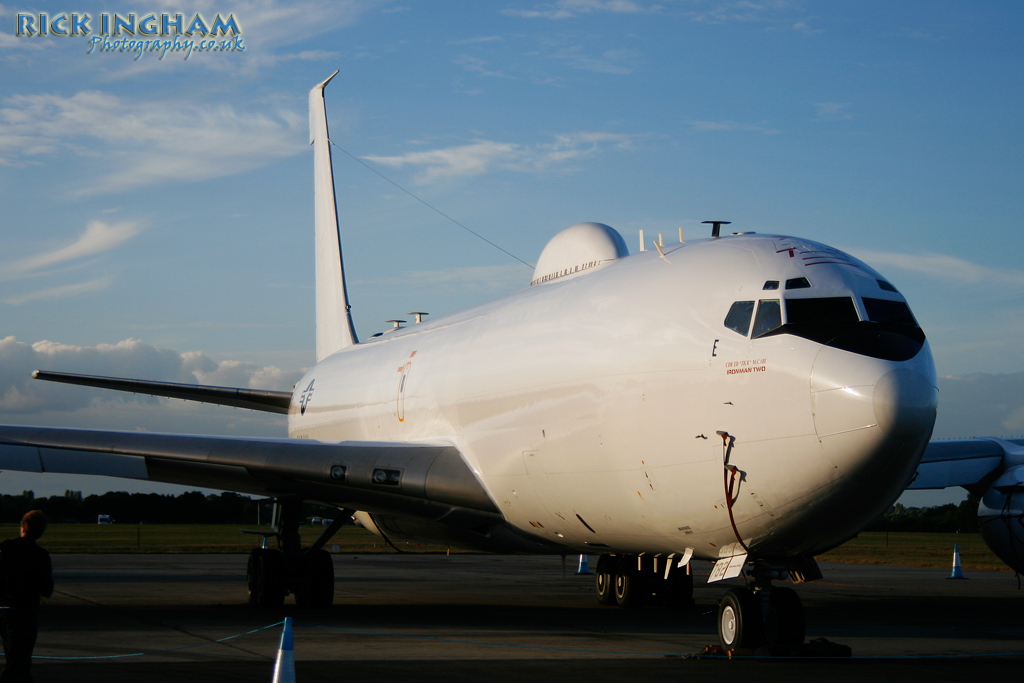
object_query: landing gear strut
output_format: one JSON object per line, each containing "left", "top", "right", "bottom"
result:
{"left": 246, "top": 499, "right": 351, "bottom": 608}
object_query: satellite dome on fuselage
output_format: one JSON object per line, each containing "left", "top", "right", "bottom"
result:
{"left": 531, "top": 222, "right": 629, "bottom": 287}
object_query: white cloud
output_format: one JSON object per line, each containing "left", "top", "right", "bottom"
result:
{"left": 685, "top": 1, "right": 798, "bottom": 25}
{"left": 0, "top": 336, "right": 303, "bottom": 414}
{"left": 360, "top": 264, "right": 528, "bottom": 291}
{"left": 554, "top": 47, "right": 640, "bottom": 74}
{"left": 503, "top": 0, "right": 648, "bottom": 20}
{"left": 3, "top": 277, "right": 113, "bottom": 306}
{"left": 83, "top": 0, "right": 378, "bottom": 75}
{"left": 449, "top": 36, "right": 505, "bottom": 45}
{"left": 687, "top": 120, "right": 781, "bottom": 135}
{"left": 813, "top": 102, "right": 853, "bottom": 120}
{"left": 847, "top": 249, "right": 1024, "bottom": 289}
{"left": 0, "top": 220, "right": 141, "bottom": 281}
{"left": 363, "top": 131, "right": 636, "bottom": 183}
{"left": 0, "top": 90, "right": 304, "bottom": 194}
{"left": 455, "top": 55, "right": 516, "bottom": 79}
{"left": 933, "top": 372, "right": 1024, "bottom": 439}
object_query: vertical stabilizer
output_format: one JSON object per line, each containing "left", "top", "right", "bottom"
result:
{"left": 310, "top": 71, "right": 358, "bottom": 360}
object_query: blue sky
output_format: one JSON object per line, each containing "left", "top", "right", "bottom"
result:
{"left": 1, "top": 1, "right": 1022, "bottom": 503}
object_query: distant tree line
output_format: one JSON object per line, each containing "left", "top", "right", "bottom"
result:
{"left": 866, "top": 493, "right": 982, "bottom": 533}
{"left": 0, "top": 489, "right": 986, "bottom": 532}
{"left": 0, "top": 490, "right": 338, "bottom": 525}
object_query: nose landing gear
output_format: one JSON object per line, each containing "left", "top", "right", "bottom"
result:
{"left": 716, "top": 560, "right": 808, "bottom": 651}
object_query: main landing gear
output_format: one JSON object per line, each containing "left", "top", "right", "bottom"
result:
{"left": 246, "top": 499, "right": 351, "bottom": 608}
{"left": 716, "top": 560, "right": 807, "bottom": 651}
{"left": 594, "top": 554, "right": 695, "bottom": 609}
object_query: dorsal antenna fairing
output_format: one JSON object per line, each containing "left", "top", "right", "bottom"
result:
{"left": 310, "top": 71, "right": 358, "bottom": 361}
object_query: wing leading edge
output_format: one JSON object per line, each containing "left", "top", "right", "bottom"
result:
{"left": 0, "top": 425, "right": 499, "bottom": 520}
{"left": 909, "top": 437, "right": 1024, "bottom": 491}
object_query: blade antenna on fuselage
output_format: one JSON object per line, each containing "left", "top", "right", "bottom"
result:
{"left": 310, "top": 70, "right": 358, "bottom": 361}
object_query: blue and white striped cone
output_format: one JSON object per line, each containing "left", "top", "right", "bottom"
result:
{"left": 272, "top": 617, "right": 295, "bottom": 683}
{"left": 949, "top": 543, "right": 966, "bottom": 580}
{"left": 576, "top": 554, "right": 591, "bottom": 575}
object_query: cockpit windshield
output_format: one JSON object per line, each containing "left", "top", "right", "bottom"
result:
{"left": 863, "top": 298, "right": 918, "bottom": 327}
{"left": 785, "top": 297, "right": 859, "bottom": 325}
{"left": 724, "top": 294, "right": 925, "bottom": 361}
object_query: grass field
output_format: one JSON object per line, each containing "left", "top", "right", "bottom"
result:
{"left": 815, "top": 531, "right": 1010, "bottom": 572}
{"left": 3, "top": 525, "right": 1010, "bottom": 571}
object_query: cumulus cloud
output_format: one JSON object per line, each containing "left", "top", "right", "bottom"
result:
{"left": 0, "top": 90, "right": 304, "bottom": 194}
{"left": 847, "top": 249, "right": 1024, "bottom": 289}
{"left": 363, "top": 131, "right": 637, "bottom": 184}
{"left": 0, "top": 336, "right": 304, "bottom": 414}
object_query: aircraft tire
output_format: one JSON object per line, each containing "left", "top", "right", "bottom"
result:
{"left": 595, "top": 555, "right": 616, "bottom": 605}
{"left": 764, "top": 587, "right": 804, "bottom": 647}
{"left": 718, "top": 587, "right": 762, "bottom": 650}
{"left": 613, "top": 557, "right": 649, "bottom": 608}
{"left": 248, "top": 548, "right": 285, "bottom": 608}
{"left": 295, "top": 548, "right": 335, "bottom": 608}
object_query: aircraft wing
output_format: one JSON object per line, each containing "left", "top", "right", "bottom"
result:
{"left": 32, "top": 370, "right": 293, "bottom": 414}
{"left": 0, "top": 425, "right": 500, "bottom": 522}
{"left": 907, "top": 437, "right": 1024, "bottom": 491}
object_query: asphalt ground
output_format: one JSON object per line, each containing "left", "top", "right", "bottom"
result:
{"left": 23, "top": 554, "right": 1024, "bottom": 682}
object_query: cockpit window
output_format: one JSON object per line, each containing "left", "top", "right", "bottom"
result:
{"left": 724, "top": 301, "right": 755, "bottom": 336}
{"left": 786, "top": 297, "right": 859, "bottom": 325}
{"left": 762, "top": 280, "right": 779, "bottom": 291}
{"left": 877, "top": 280, "right": 898, "bottom": 293}
{"left": 752, "top": 300, "right": 782, "bottom": 338}
{"left": 863, "top": 298, "right": 918, "bottom": 327}
{"left": 786, "top": 277, "right": 811, "bottom": 290}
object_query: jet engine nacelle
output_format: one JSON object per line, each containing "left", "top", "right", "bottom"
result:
{"left": 978, "top": 465, "right": 1024, "bottom": 574}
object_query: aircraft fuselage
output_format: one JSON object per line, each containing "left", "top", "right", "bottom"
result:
{"left": 288, "top": 231, "right": 938, "bottom": 563}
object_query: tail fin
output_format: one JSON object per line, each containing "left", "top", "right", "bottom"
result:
{"left": 309, "top": 71, "right": 358, "bottom": 360}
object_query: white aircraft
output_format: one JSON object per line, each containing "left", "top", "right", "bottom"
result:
{"left": 2, "top": 72, "right": 1022, "bottom": 651}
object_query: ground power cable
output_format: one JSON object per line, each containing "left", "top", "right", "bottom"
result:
{"left": 34, "top": 621, "right": 284, "bottom": 661}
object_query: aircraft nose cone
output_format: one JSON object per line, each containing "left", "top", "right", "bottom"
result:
{"left": 810, "top": 346, "right": 936, "bottom": 443}
{"left": 872, "top": 368, "right": 937, "bottom": 439}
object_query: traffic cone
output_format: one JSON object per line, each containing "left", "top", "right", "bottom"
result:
{"left": 576, "top": 554, "right": 591, "bottom": 575}
{"left": 948, "top": 543, "right": 966, "bottom": 580}
{"left": 272, "top": 617, "right": 295, "bottom": 683}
